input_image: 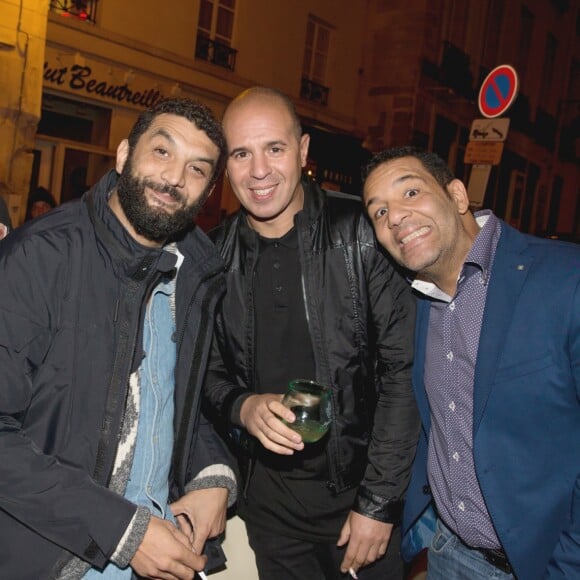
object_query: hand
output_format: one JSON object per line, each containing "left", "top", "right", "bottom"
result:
{"left": 337, "top": 511, "right": 393, "bottom": 575}
{"left": 170, "top": 488, "right": 229, "bottom": 556}
{"left": 239, "top": 393, "right": 305, "bottom": 455}
{"left": 130, "top": 516, "right": 206, "bottom": 579}
{"left": 0, "top": 223, "right": 8, "bottom": 240}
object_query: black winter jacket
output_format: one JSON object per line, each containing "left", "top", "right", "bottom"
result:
{"left": 0, "top": 171, "right": 229, "bottom": 578}
{"left": 204, "top": 178, "right": 420, "bottom": 523}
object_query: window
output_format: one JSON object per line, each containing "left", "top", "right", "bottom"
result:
{"left": 539, "top": 34, "right": 557, "bottom": 109}
{"left": 301, "top": 16, "right": 332, "bottom": 105}
{"left": 50, "top": 0, "right": 98, "bottom": 24}
{"left": 516, "top": 6, "right": 534, "bottom": 88}
{"left": 302, "top": 16, "right": 331, "bottom": 85}
{"left": 482, "top": 0, "right": 504, "bottom": 68}
{"left": 195, "top": 0, "right": 237, "bottom": 71}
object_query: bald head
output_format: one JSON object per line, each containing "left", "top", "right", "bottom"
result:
{"left": 223, "top": 87, "right": 302, "bottom": 140}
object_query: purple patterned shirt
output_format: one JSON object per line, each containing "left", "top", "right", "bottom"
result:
{"left": 412, "top": 210, "right": 502, "bottom": 549}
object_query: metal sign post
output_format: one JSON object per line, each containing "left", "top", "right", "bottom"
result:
{"left": 466, "top": 65, "right": 519, "bottom": 206}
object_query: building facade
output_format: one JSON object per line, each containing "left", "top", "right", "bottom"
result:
{"left": 0, "top": 0, "right": 577, "bottom": 237}
{"left": 359, "top": 0, "right": 579, "bottom": 237}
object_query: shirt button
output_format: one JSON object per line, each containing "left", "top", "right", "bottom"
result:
{"left": 447, "top": 351, "right": 454, "bottom": 361}
{"left": 449, "top": 301, "right": 455, "bottom": 311}
{"left": 273, "top": 262, "right": 280, "bottom": 270}
{"left": 458, "top": 501, "right": 465, "bottom": 511}
{"left": 275, "top": 285, "right": 283, "bottom": 292}
{"left": 449, "top": 401, "right": 456, "bottom": 411}
{"left": 452, "top": 451, "right": 459, "bottom": 462}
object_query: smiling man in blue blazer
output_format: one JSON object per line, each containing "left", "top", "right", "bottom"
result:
{"left": 363, "top": 146, "right": 580, "bottom": 579}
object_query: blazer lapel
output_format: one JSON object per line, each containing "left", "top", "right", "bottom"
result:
{"left": 472, "top": 226, "right": 532, "bottom": 434}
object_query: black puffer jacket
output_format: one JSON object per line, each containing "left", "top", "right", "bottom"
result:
{"left": 0, "top": 171, "right": 229, "bottom": 578}
{"left": 204, "top": 178, "right": 420, "bottom": 522}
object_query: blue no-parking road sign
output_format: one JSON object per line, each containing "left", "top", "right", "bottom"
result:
{"left": 478, "top": 65, "right": 519, "bottom": 118}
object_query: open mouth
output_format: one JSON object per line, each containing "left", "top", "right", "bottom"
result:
{"left": 146, "top": 183, "right": 181, "bottom": 206}
{"left": 250, "top": 184, "right": 277, "bottom": 199}
{"left": 400, "top": 226, "right": 429, "bottom": 246}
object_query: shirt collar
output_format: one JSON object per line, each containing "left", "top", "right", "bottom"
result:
{"left": 258, "top": 226, "right": 298, "bottom": 249}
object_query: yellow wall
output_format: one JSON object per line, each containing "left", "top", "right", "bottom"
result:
{"left": 0, "top": 0, "right": 48, "bottom": 224}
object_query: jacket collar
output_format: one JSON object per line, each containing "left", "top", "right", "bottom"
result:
{"left": 84, "top": 169, "right": 223, "bottom": 280}
{"left": 85, "top": 170, "right": 171, "bottom": 278}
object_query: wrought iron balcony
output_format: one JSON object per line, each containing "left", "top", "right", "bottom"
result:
{"left": 195, "top": 35, "right": 237, "bottom": 71}
{"left": 50, "top": 0, "right": 97, "bottom": 24}
{"left": 300, "top": 77, "right": 329, "bottom": 106}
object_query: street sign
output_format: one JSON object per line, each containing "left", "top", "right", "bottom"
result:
{"left": 464, "top": 141, "right": 504, "bottom": 165}
{"left": 478, "top": 65, "right": 519, "bottom": 118}
{"left": 470, "top": 118, "right": 510, "bottom": 142}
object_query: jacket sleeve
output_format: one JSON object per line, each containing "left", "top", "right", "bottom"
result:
{"left": 545, "top": 277, "right": 580, "bottom": 578}
{"left": 0, "top": 239, "right": 137, "bottom": 570}
{"left": 183, "top": 412, "right": 237, "bottom": 507}
{"left": 204, "top": 315, "right": 253, "bottom": 427}
{"left": 353, "top": 237, "right": 421, "bottom": 524}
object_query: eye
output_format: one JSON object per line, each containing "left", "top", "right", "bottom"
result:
{"left": 404, "top": 188, "right": 419, "bottom": 198}
{"left": 154, "top": 147, "right": 169, "bottom": 156}
{"left": 231, "top": 151, "right": 248, "bottom": 160}
{"left": 190, "top": 165, "right": 206, "bottom": 177}
{"left": 373, "top": 207, "right": 388, "bottom": 220}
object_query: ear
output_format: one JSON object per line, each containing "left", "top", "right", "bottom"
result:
{"left": 299, "top": 133, "right": 310, "bottom": 168}
{"left": 446, "top": 179, "right": 470, "bottom": 215}
{"left": 116, "top": 139, "right": 130, "bottom": 174}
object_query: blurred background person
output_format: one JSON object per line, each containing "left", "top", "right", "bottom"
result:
{"left": 0, "top": 196, "right": 12, "bottom": 240}
{"left": 26, "top": 186, "right": 57, "bottom": 221}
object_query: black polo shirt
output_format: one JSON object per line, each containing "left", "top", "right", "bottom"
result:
{"left": 240, "top": 227, "right": 356, "bottom": 541}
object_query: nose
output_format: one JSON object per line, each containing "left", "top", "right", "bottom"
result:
{"left": 250, "top": 152, "right": 272, "bottom": 179}
{"left": 161, "top": 162, "right": 186, "bottom": 189}
{"left": 387, "top": 201, "right": 411, "bottom": 229}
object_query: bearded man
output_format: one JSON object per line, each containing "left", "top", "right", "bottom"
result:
{"left": 0, "top": 98, "right": 236, "bottom": 580}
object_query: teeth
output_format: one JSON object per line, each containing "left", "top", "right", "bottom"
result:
{"left": 252, "top": 186, "right": 275, "bottom": 196}
{"left": 401, "top": 226, "right": 429, "bottom": 245}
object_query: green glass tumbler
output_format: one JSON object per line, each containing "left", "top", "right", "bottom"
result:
{"left": 282, "top": 379, "right": 331, "bottom": 443}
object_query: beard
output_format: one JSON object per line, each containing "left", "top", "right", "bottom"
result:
{"left": 116, "top": 155, "right": 210, "bottom": 244}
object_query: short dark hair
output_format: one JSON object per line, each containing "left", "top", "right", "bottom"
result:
{"left": 127, "top": 98, "right": 227, "bottom": 188}
{"left": 364, "top": 146, "right": 455, "bottom": 191}
{"left": 227, "top": 87, "right": 303, "bottom": 140}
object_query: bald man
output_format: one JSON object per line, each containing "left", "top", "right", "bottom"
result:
{"left": 204, "top": 87, "right": 420, "bottom": 580}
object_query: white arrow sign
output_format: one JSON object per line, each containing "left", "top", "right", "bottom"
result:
{"left": 469, "top": 118, "right": 510, "bottom": 142}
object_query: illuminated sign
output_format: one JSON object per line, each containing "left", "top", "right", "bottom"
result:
{"left": 43, "top": 62, "right": 164, "bottom": 108}
{"left": 42, "top": 48, "right": 175, "bottom": 109}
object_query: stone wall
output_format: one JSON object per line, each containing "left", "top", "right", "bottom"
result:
{"left": 0, "top": 0, "right": 47, "bottom": 225}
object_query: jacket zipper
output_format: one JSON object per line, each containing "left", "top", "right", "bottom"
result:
{"left": 296, "top": 218, "right": 339, "bottom": 493}
{"left": 94, "top": 254, "right": 160, "bottom": 486}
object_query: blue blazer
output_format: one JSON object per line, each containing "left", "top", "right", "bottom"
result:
{"left": 402, "top": 222, "right": 580, "bottom": 579}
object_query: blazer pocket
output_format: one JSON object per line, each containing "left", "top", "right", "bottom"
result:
{"left": 494, "top": 353, "right": 554, "bottom": 383}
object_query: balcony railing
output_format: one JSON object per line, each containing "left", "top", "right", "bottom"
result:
{"left": 300, "top": 77, "right": 329, "bottom": 106}
{"left": 195, "top": 36, "right": 237, "bottom": 71}
{"left": 50, "top": 0, "right": 98, "bottom": 24}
